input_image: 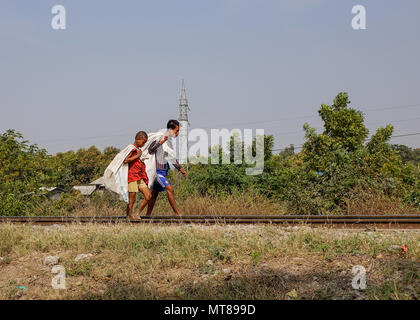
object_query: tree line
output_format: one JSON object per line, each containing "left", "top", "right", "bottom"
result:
{"left": 1, "top": 92, "right": 419, "bottom": 216}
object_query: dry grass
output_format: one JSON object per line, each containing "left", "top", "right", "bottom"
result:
{"left": 0, "top": 223, "right": 418, "bottom": 300}
{"left": 152, "top": 192, "right": 287, "bottom": 216}
{"left": 69, "top": 187, "right": 420, "bottom": 218}
{"left": 344, "top": 190, "right": 419, "bottom": 215}
{"left": 72, "top": 191, "right": 287, "bottom": 217}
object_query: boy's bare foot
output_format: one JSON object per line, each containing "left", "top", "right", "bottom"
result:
{"left": 126, "top": 215, "right": 131, "bottom": 222}
{"left": 132, "top": 214, "right": 141, "bottom": 221}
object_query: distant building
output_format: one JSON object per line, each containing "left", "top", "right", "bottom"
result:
{"left": 72, "top": 185, "right": 97, "bottom": 197}
{"left": 39, "top": 187, "right": 67, "bottom": 200}
{"left": 90, "top": 176, "right": 105, "bottom": 193}
{"left": 90, "top": 175, "right": 123, "bottom": 200}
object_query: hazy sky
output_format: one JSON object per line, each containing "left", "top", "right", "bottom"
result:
{"left": 1, "top": 0, "right": 419, "bottom": 154}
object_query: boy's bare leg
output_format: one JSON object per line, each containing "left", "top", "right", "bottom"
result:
{"left": 133, "top": 187, "right": 152, "bottom": 219}
{"left": 166, "top": 185, "right": 181, "bottom": 216}
{"left": 126, "top": 192, "right": 137, "bottom": 221}
{"left": 146, "top": 190, "right": 159, "bottom": 216}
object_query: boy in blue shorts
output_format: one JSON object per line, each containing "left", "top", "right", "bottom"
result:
{"left": 146, "top": 120, "right": 186, "bottom": 216}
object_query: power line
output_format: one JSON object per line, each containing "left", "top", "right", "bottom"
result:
{"left": 271, "top": 132, "right": 420, "bottom": 152}
{"left": 392, "top": 132, "right": 420, "bottom": 138}
{"left": 27, "top": 102, "right": 420, "bottom": 152}
{"left": 362, "top": 103, "right": 420, "bottom": 112}
{"left": 193, "top": 103, "right": 420, "bottom": 129}
{"left": 268, "top": 116, "right": 420, "bottom": 137}
{"left": 32, "top": 103, "right": 420, "bottom": 144}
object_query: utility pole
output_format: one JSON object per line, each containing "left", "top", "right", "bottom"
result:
{"left": 178, "top": 79, "right": 189, "bottom": 167}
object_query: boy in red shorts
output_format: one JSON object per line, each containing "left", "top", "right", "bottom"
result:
{"left": 124, "top": 131, "right": 151, "bottom": 220}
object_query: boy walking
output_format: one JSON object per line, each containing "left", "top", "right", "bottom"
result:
{"left": 146, "top": 120, "right": 186, "bottom": 216}
{"left": 124, "top": 131, "right": 152, "bottom": 220}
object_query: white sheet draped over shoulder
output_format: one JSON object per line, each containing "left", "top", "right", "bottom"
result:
{"left": 104, "top": 144, "right": 137, "bottom": 203}
{"left": 140, "top": 131, "right": 177, "bottom": 190}
{"left": 103, "top": 131, "right": 177, "bottom": 203}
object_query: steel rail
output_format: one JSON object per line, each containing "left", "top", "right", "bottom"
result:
{"left": 1, "top": 215, "right": 420, "bottom": 219}
{"left": 1, "top": 215, "right": 420, "bottom": 228}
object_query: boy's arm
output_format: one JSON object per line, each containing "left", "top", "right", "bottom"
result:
{"left": 124, "top": 149, "right": 141, "bottom": 164}
{"left": 148, "top": 134, "right": 169, "bottom": 154}
{"left": 166, "top": 136, "right": 186, "bottom": 174}
{"left": 171, "top": 159, "right": 186, "bottom": 175}
{"left": 148, "top": 140, "right": 161, "bottom": 154}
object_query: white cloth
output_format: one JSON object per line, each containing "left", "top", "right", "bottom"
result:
{"left": 140, "top": 131, "right": 177, "bottom": 190}
{"left": 103, "top": 131, "right": 177, "bottom": 202}
{"left": 103, "top": 144, "right": 138, "bottom": 203}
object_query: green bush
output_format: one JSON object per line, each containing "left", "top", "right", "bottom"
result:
{"left": 0, "top": 130, "right": 50, "bottom": 216}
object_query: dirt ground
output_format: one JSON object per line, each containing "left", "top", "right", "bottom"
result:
{"left": 0, "top": 223, "right": 418, "bottom": 300}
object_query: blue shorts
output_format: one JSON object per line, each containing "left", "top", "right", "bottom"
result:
{"left": 153, "top": 169, "right": 171, "bottom": 193}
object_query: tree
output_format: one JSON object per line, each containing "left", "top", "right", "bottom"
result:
{"left": 392, "top": 145, "right": 420, "bottom": 165}
{"left": 289, "top": 92, "right": 420, "bottom": 214}
{"left": 303, "top": 92, "right": 370, "bottom": 171}
{"left": 0, "top": 130, "right": 51, "bottom": 215}
{"left": 319, "top": 92, "right": 368, "bottom": 151}
{"left": 278, "top": 144, "right": 295, "bottom": 160}
{"left": 252, "top": 134, "right": 273, "bottom": 162}
{"left": 48, "top": 146, "right": 119, "bottom": 186}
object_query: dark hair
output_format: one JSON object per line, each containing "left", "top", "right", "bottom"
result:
{"left": 135, "top": 131, "right": 148, "bottom": 140}
{"left": 167, "top": 120, "right": 180, "bottom": 130}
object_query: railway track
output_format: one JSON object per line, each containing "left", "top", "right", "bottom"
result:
{"left": 1, "top": 215, "right": 420, "bottom": 229}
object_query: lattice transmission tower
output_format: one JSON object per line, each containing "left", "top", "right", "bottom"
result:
{"left": 178, "top": 79, "right": 189, "bottom": 165}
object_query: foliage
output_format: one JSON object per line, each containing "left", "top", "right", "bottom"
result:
{"left": 392, "top": 144, "right": 420, "bottom": 165}
{"left": 278, "top": 144, "right": 295, "bottom": 160}
{"left": 47, "top": 146, "right": 119, "bottom": 187}
{"left": 287, "top": 92, "right": 419, "bottom": 213}
{"left": 0, "top": 129, "right": 119, "bottom": 216}
{"left": 0, "top": 130, "right": 51, "bottom": 215}
{"left": 1, "top": 92, "right": 419, "bottom": 216}
{"left": 182, "top": 92, "right": 420, "bottom": 214}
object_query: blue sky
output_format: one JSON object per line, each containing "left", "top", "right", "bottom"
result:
{"left": 1, "top": 0, "right": 419, "bottom": 153}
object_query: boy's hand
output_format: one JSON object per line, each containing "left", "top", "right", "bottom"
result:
{"left": 180, "top": 168, "right": 187, "bottom": 176}
{"left": 124, "top": 149, "right": 142, "bottom": 164}
{"left": 159, "top": 133, "right": 169, "bottom": 144}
